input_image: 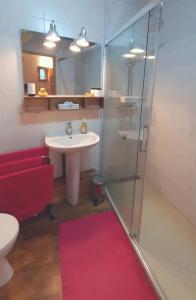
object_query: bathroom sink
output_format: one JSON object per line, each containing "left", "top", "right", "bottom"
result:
{"left": 45, "top": 131, "right": 100, "bottom": 153}
{"left": 45, "top": 131, "right": 100, "bottom": 206}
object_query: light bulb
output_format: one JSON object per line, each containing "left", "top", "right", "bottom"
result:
{"left": 76, "top": 37, "right": 89, "bottom": 47}
{"left": 130, "top": 48, "right": 145, "bottom": 54}
{"left": 146, "top": 55, "right": 155, "bottom": 60}
{"left": 69, "top": 41, "right": 81, "bottom": 52}
{"left": 43, "top": 40, "right": 56, "bottom": 48}
{"left": 123, "top": 53, "right": 136, "bottom": 58}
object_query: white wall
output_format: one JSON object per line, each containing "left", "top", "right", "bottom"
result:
{"left": 105, "top": 0, "right": 150, "bottom": 41}
{"left": 146, "top": 0, "right": 196, "bottom": 227}
{"left": 0, "top": 0, "right": 105, "bottom": 177}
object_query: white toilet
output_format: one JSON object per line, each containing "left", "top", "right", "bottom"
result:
{"left": 0, "top": 213, "right": 19, "bottom": 287}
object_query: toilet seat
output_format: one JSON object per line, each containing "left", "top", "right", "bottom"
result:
{"left": 0, "top": 214, "right": 19, "bottom": 252}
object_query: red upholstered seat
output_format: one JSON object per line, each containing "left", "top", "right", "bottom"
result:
{"left": 0, "top": 147, "right": 53, "bottom": 221}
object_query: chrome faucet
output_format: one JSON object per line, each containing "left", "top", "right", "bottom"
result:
{"left": 66, "top": 121, "right": 73, "bottom": 135}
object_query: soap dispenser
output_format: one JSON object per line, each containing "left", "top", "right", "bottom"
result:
{"left": 80, "top": 118, "right": 87, "bottom": 134}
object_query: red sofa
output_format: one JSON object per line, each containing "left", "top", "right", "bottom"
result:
{"left": 0, "top": 147, "right": 54, "bottom": 221}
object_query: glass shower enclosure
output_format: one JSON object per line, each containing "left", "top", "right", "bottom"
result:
{"left": 102, "top": 0, "right": 162, "bottom": 295}
{"left": 103, "top": 2, "right": 161, "bottom": 235}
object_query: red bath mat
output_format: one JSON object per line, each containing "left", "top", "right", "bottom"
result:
{"left": 59, "top": 211, "right": 158, "bottom": 300}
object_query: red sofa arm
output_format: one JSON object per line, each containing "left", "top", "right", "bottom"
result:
{"left": 0, "top": 164, "right": 53, "bottom": 221}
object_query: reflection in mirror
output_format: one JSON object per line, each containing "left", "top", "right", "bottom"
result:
{"left": 21, "top": 30, "right": 102, "bottom": 96}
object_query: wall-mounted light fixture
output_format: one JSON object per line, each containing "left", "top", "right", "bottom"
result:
{"left": 76, "top": 27, "right": 89, "bottom": 48}
{"left": 43, "top": 20, "right": 60, "bottom": 48}
{"left": 46, "top": 20, "right": 60, "bottom": 43}
{"left": 69, "top": 27, "right": 89, "bottom": 52}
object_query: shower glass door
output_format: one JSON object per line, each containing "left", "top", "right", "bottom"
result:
{"left": 102, "top": 13, "right": 149, "bottom": 233}
{"left": 102, "top": 4, "right": 161, "bottom": 235}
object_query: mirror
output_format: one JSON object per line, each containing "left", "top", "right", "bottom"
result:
{"left": 21, "top": 30, "right": 102, "bottom": 96}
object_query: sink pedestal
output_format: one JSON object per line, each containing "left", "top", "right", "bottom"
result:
{"left": 45, "top": 131, "right": 100, "bottom": 206}
{"left": 66, "top": 152, "right": 80, "bottom": 205}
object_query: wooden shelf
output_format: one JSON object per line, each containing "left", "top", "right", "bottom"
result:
{"left": 23, "top": 95, "right": 104, "bottom": 112}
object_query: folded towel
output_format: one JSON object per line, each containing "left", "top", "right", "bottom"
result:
{"left": 58, "top": 102, "right": 79, "bottom": 110}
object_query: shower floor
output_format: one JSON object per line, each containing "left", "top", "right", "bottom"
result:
{"left": 106, "top": 179, "right": 196, "bottom": 300}
{"left": 140, "top": 179, "right": 196, "bottom": 300}
{"left": 105, "top": 180, "right": 135, "bottom": 232}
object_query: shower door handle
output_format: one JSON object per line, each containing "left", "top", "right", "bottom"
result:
{"left": 139, "top": 125, "right": 149, "bottom": 152}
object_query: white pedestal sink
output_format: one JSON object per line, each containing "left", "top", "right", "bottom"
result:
{"left": 45, "top": 132, "right": 100, "bottom": 205}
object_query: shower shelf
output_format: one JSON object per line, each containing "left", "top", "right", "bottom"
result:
{"left": 23, "top": 95, "right": 104, "bottom": 112}
{"left": 118, "top": 129, "right": 143, "bottom": 141}
{"left": 118, "top": 105, "right": 137, "bottom": 110}
{"left": 120, "top": 96, "right": 142, "bottom": 103}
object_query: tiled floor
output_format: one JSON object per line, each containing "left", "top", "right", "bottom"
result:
{"left": 0, "top": 196, "right": 110, "bottom": 300}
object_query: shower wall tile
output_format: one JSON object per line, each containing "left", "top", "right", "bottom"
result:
{"left": 146, "top": 0, "right": 196, "bottom": 227}
{"left": 105, "top": 0, "right": 149, "bottom": 42}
